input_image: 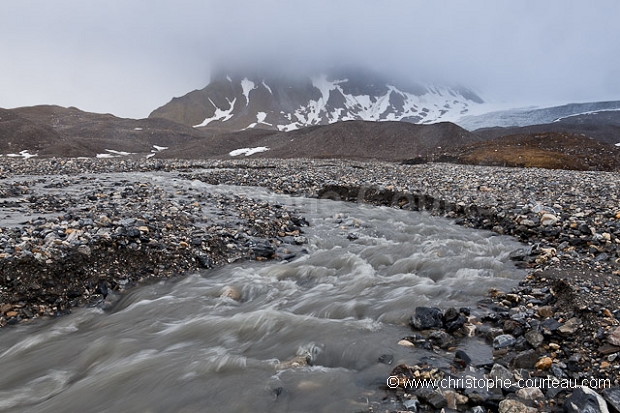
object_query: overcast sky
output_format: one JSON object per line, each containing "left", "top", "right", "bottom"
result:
{"left": 1, "top": 0, "right": 619, "bottom": 118}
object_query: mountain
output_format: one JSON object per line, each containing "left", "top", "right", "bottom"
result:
{"left": 457, "top": 100, "right": 620, "bottom": 131}
{"left": 149, "top": 69, "right": 484, "bottom": 132}
{"left": 0, "top": 105, "right": 209, "bottom": 158}
{"left": 159, "top": 120, "right": 481, "bottom": 161}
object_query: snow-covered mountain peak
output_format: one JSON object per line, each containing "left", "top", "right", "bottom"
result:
{"left": 149, "top": 69, "right": 484, "bottom": 131}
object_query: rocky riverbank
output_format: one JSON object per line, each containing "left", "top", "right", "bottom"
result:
{"left": 1, "top": 157, "right": 619, "bottom": 412}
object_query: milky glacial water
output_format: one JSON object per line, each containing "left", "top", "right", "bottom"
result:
{"left": 0, "top": 178, "right": 525, "bottom": 413}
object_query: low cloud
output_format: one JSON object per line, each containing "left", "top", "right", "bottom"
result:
{"left": 1, "top": 0, "right": 619, "bottom": 117}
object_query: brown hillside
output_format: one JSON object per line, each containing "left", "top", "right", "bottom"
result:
{"left": 441, "top": 132, "right": 620, "bottom": 171}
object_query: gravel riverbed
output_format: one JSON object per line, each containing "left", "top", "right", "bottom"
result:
{"left": 1, "top": 157, "right": 620, "bottom": 412}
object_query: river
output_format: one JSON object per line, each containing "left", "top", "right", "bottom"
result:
{"left": 0, "top": 178, "right": 525, "bottom": 412}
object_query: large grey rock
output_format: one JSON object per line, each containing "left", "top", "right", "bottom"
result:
{"left": 494, "top": 334, "right": 516, "bottom": 350}
{"left": 603, "top": 387, "right": 620, "bottom": 413}
{"left": 564, "top": 386, "right": 609, "bottom": 413}
{"left": 409, "top": 307, "right": 443, "bottom": 330}
{"left": 489, "top": 363, "right": 514, "bottom": 382}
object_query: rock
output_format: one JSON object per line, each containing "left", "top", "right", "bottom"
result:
{"left": 415, "top": 388, "right": 447, "bottom": 409}
{"left": 410, "top": 307, "right": 443, "bottom": 330}
{"left": 558, "top": 317, "right": 581, "bottom": 335}
{"left": 535, "top": 356, "right": 553, "bottom": 370}
{"left": 524, "top": 330, "right": 544, "bottom": 348}
{"left": 402, "top": 397, "right": 420, "bottom": 411}
{"left": 516, "top": 387, "right": 545, "bottom": 400}
{"left": 512, "top": 350, "right": 539, "bottom": 369}
{"left": 398, "top": 339, "right": 415, "bottom": 348}
{"left": 603, "top": 387, "right": 620, "bottom": 413}
{"left": 540, "top": 213, "right": 558, "bottom": 226}
{"left": 428, "top": 330, "right": 455, "bottom": 349}
{"left": 489, "top": 363, "right": 514, "bottom": 382}
{"left": 499, "top": 399, "right": 537, "bottom": 413}
{"left": 494, "top": 334, "right": 516, "bottom": 350}
{"left": 541, "top": 318, "right": 561, "bottom": 334}
{"left": 220, "top": 286, "right": 241, "bottom": 301}
{"left": 564, "top": 386, "right": 609, "bottom": 413}
{"left": 537, "top": 306, "right": 554, "bottom": 318}
{"left": 442, "top": 390, "right": 465, "bottom": 410}
{"left": 445, "top": 315, "right": 467, "bottom": 333}
{"left": 454, "top": 350, "right": 471, "bottom": 368}
{"left": 607, "top": 327, "right": 620, "bottom": 347}
{"left": 77, "top": 245, "right": 91, "bottom": 256}
{"left": 443, "top": 307, "right": 459, "bottom": 322}
{"left": 378, "top": 354, "right": 393, "bottom": 365}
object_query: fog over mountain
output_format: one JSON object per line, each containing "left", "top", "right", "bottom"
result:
{"left": 1, "top": 1, "right": 619, "bottom": 118}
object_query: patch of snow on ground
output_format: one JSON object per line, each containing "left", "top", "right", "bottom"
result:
{"left": 7, "top": 150, "right": 38, "bottom": 159}
{"left": 147, "top": 145, "right": 169, "bottom": 159}
{"left": 229, "top": 147, "right": 270, "bottom": 157}
{"left": 96, "top": 149, "right": 136, "bottom": 158}
{"left": 193, "top": 98, "right": 237, "bottom": 127}
{"left": 241, "top": 78, "right": 256, "bottom": 106}
{"left": 615, "top": 143, "right": 620, "bottom": 147}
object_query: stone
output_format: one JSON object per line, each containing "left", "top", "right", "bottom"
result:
{"left": 454, "top": 350, "right": 471, "bottom": 368}
{"left": 524, "top": 330, "right": 544, "bottom": 348}
{"left": 414, "top": 388, "right": 447, "bottom": 409}
{"left": 499, "top": 399, "right": 537, "bottom": 413}
{"left": 516, "top": 387, "right": 545, "bottom": 400}
{"left": 445, "top": 315, "right": 466, "bottom": 332}
{"left": 603, "top": 387, "right": 620, "bottom": 413}
{"left": 564, "top": 386, "right": 609, "bottom": 413}
{"left": 443, "top": 307, "right": 459, "bottom": 322}
{"left": 537, "top": 306, "right": 554, "bottom": 318}
{"left": 607, "top": 327, "right": 620, "bottom": 347}
{"left": 535, "top": 356, "right": 552, "bottom": 370}
{"left": 493, "top": 334, "right": 516, "bottom": 350}
{"left": 410, "top": 307, "right": 444, "bottom": 330}
{"left": 402, "top": 397, "right": 420, "bottom": 411}
{"left": 463, "top": 323, "right": 476, "bottom": 337}
{"left": 540, "top": 213, "right": 558, "bottom": 226}
{"left": 442, "top": 390, "right": 460, "bottom": 409}
{"left": 428, "top": 330, "right": 455, "bottom": 349}
{"left": 378, "top": 354, "right": 393, "bottom": 365}
{"left": 512, "top": 350, "right": 539, "bottom": 369}
{"left": 77, "top": 245, "right": 91, "bottom": 256}
{"left": 220, "top": 286, "right": 241, "bottom": 301}
{"left": 398, "top": 339, "right": 415, "bottom": 348}
{"left": 489, "top": 363, "right": 514, "bottom": 382}
{"left": 558, "top": 317, "right": 581, "bottom": 335}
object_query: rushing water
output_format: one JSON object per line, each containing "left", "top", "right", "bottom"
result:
{"left": 0, "top": 176, "right": 525, "bottom": 412}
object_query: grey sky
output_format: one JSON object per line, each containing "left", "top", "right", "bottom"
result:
{"left": 1, "top": 0, "right": 619, "bottom": 118}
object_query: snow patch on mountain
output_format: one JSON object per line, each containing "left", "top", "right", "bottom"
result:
{"left": 246, "top": 112, "right": 273, "bottom": 129}
{"left": 241, "top": 78, "right": 256, "bottom": 106}
{"left": 193, "top": 97, "right": 237, "bottom": 127}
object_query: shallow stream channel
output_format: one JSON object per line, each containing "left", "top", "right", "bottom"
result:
{"left": 0, "top": 173, "right": 526, "bottom": 412}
